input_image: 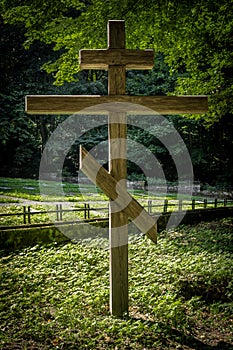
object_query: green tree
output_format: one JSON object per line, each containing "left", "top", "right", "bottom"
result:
{"left": 0, "top": 18, "right": 77, "bottom": 177}
{"left": 1, "top": 0, "right": 232, "bottom": 123}
{"left": 0, "top": 16, "right": 107, "bottom": 178}
{"left": 0, "top": 1, "right": 232, "bottom": 185}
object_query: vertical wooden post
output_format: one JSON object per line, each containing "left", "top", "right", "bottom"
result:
{"left": 108, "top": 20, "right": 128, "bottom": 316}
{"left": 28, "top": 206, "right": 31, "bottom": 224}
{"left": 163, "top": 199, "right": 168, "bottom": 213}
{"left": 56, "top": 204, "right": 59, "bottom": 221}
{"left": 192, "top": 199, "right": 195, "bottom": 210}
{"left": 84, "top": 203, "right": 87, "bottom": 219}
{"left": 178, "top": 199, "right": 182, "bottom": 212}
{"left": 148, "top": 200, "right": 152, "bottom": 214}
{"left": 84, "top": 203, "right": 90, "bottom": 219}
{"left": 59, "top": 204, "right": 63, "bottom": 221}
{"left": 204, "top": 198, "right": 207, "bottom": 209}
{"left": 23, "top": 206, "right": 27, "bottom": 224}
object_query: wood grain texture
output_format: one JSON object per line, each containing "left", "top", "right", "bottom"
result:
{"left": 79, "top": 19, "right": 153, "bottom": 71}
{"left": 80, "top": 49, "right": 154, "bottom": 70}
{"left": 108, "top": 67, "right": 126, "bottom": 95}
{"left": 108, "top": 20, "right": 125, "bottom": 49}
{"left": 25, "top": 18, "right": 208, "bottom": 317}
{"left": 107, "top": 21, "right": 129, "bottom": 316}
{"left": 79, "top": 146, "right": 157, "bottom": 243}
{"left": 26, "top": 95, "right": 208, "bottom": 114}
{"left": 109, "top": 245, "right": 128, "bottom": 315}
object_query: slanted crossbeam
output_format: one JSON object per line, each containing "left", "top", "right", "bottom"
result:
{"left": 25, "top": 20, "right": 208, "bottom": 317}
{"left": 80, "top": 146, "right": 157, "bottom": 243}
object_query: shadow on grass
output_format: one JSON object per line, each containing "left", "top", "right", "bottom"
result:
{"left": 167, "top": 217, "right": 233, "bottom": 255}
{"left": 129, "top": 316, "right": 232, "bottom": 350}
{"left": 169, "top": 328, "right": 232, "bottom": 350}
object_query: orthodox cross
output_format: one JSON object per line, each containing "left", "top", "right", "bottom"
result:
{"left": 26, "top": 20, "right": 208, "bottom": 317}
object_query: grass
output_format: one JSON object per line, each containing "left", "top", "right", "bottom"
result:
{"left": 0, "top": 205, "right": 53, "bottom": 226}
{"left": 0, "top": 177, "right": 192, "bottom": 203}
{"left": 0, "top": 177, "right": 110, "bottom": 225}
{"left": 0, "top": 202, "right": 110, "bottom": 226}
{"left": 0, "top": 218, "right": 232, "bottom": 349}
{"left": 1, "top": 177, "right": 232, "bottom": 228}
{"left": 0, "top": 177, "right": 42, "bottom": 201}
{"left": 0, "top": 198, "right": 20, "bottom": 204}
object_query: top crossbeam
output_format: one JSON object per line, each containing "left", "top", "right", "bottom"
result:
{"left": 26, "top": 19, "right": 208, "bottom": 115}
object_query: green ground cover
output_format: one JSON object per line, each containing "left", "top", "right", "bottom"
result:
{"left": 1, "top": 177, "right": 230, "bottom": 227}
{"left": 0, "top": 177, "right": 191, "bottom": 202}
{"left": 0, "top": 177, "right": 92, "bottom": 202}
{"left": 0, "top": 218, "right": 232, "bottom": 349}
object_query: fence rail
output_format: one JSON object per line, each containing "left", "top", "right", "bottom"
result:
{"left": 147, "top": 197, "right": 229, "bottom": 213}
{"left": 0, "top": 198, "right": 232, "bottom": 227}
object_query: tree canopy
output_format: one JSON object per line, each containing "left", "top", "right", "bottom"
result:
{"left": 1, "top": 0, "right": 233, "bottom": 123}
{"left": 0, "top": 0, "right": 233, "bottom": 184}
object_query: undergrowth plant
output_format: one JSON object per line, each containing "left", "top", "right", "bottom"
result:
{"left": 0, "top": 218, "right": 232, "bottom": 349}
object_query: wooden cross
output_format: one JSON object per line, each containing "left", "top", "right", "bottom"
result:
{"left": 26, "top": 20, "right": 208, "bottom": 317}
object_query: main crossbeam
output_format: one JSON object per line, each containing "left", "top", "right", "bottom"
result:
{"left": 26, "top": 95, "right": 208, "bottom": 115}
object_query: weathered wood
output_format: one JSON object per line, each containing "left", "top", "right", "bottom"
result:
{"left": 107, "top": 20, "right": 129, "bottom": 316}
{"left": 108, "top": 67, "right": 126, "bottom": 95}
{"left": 25, "top": 18, "right": 209, "bottom": 318}
{"left": 26, "top": 95, "right": 208, "bottom": 114}
{"left": 79, "top": 146, "right": 157, "bottom": 243}
{"left": 108, "top": 110, "right": 128, "bottom": 315}
{"left": 80, "top": 20, "right": 153, "bottom": 72}
{"left": 80, "top": 20, "right": 153, "bottom": 70}
{"left": 108, "top": 20, "right": 125, "bottom": 49}
{"left": 109, "top": 243, "right": 128, "bottom": 315}
{"left": 80, "top": 49, "right": 154, "bottom": 70}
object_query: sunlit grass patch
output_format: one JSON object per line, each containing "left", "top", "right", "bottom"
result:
{"left": 0, "top": 197, "right": 20, "bottom": 204}
{"left": 0, "top": 218, "right": 232, "bottom": 349}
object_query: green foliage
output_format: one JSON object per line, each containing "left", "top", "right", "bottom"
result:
{"left": 0, "top": 2, "right": 233, "bottom": 184}
{"left": 127, "top": 53, "right": 176, "bottom": 96}
{"left": 0, "top": 197, "right": 19, "bottom": 204}
{"left": 0, "top": 18, "right": 108, "bottom": 178}
{"left": 0, "top": 218, "right": 232, "bottom": 348}
{"left": 1, "top": 0, "right": 232, "bottom": 123}
{"left": 0, "top": 20, "right": 56, "bottom": 177}
{"left": 0, "top": 177, "right": 103, "bottom": 201}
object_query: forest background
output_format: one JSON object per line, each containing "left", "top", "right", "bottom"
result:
{"left": 0, "top": 0, "right": 232, "bottom": 189}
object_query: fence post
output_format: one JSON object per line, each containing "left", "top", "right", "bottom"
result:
{"left": 56, "top": 204, "right": 59, "bottom": 221}
{"left": 204, "top": 199, "right": 207, "bottom": 209}
{"left": 59, "top": 204, "right": 63, "bottom": 221}
{"left": 23, "top": 206, "right": 27, "bottom": 224}
{"left": 224, "top": 198, "right": 227, "bottom": 207}
{"left": 163, "top": 199, "right": 168, "bottom": 213}
{"left": 28, "top": 206, "right": 31, "bottom": 224}
{"left": 84, "top": 203, "right": 91, "bottom": 219}
{"left": 87, "top": 203, "right": 90, "bottom": 219}
{"left": 192, "top": 199, "right": 195, "bottom": 210}
{"left": 84, "top": 203, "right": 87, "bottom": 219}
{"left": 178, "top": 200, "right": 182, "bottom": 211}
{"left": 214, "top": 198, "right": 217, "bottom": 208}
{"left": 148, "top": 200, "right": 152, "bottom": 214}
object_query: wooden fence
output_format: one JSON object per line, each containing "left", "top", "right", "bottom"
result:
{"left": 0, "top": 203, "right": 94, "bottom": 225}
{"left": 0, "top": 198, "right": 232, "bottom": 227}
{"left": 147, "top": 198, "right": 229, "bottom": 214}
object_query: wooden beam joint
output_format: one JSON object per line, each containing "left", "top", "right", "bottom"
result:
{"left": 79, "top": 49, "right": 154, "bottom": 70}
